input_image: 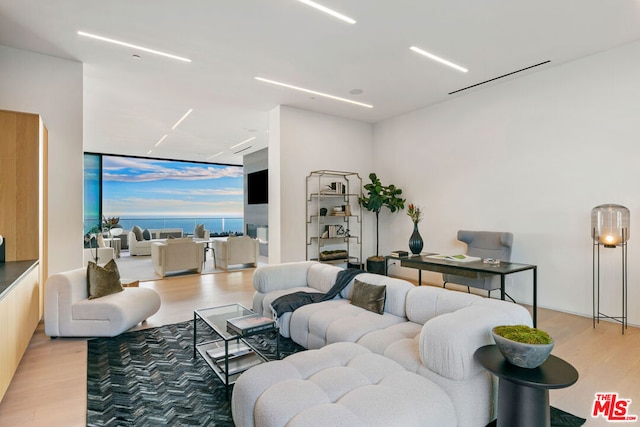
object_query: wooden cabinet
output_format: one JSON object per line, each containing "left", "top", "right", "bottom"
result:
{"left": 0, "top": 261, "right": 40, "bottom": 401}
{"left": 0, "top": 109, "right": 47, "bottom": 401}
{"left": 0, "top": 109, "right": 47, "bottom": 274}
{"left": 306, "top": 170, "right": 362, "bottom": 267}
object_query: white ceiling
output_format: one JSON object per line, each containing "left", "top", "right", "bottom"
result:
{"left": 1, "top": 0, "right": 639, "bottom": 165}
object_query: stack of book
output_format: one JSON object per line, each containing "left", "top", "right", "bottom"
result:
{"left": 206, "top": 341, "right": 253, "bottom": 361}
{"left": 206, "top": 342, "right": 261, "bottom": 375}
{"left": 390, "top": 250, "right": 409, "bottom": 257}
{"left": 226, "top": 313, "right": 275, "bottom": 337}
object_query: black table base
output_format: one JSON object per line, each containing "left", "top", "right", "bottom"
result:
{"left": 499, "top": 377, "right": 550, "bottom": 427}
{"left": 475, "top": 345, "right": 579, "bottom": 427}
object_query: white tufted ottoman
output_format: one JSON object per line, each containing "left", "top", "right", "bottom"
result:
{"left": 231, "top": 342, "right": 457, "bottom": 427}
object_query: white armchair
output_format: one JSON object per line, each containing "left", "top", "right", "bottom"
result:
{"left": 44, "top": 267, "right": 161, "bottom": 337}
{"left": 151, "top": 238, "right": 205, "bottom": 277}
{"left": 212, "top": 236, "right": 260, "bottom": 270}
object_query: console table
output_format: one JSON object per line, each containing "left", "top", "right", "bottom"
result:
{"left": 386, "top": 253, "right": 538, "bottom": 326}
{"left": 475, "top": 345, "right": 578, "bottom": 427}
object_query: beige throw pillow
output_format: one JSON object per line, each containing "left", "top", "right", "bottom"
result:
{"left": 350, "top": 279, "right": 386, "bottom": 315}
{"left": 87, "top": 259, "right": 123, "bottom": 299}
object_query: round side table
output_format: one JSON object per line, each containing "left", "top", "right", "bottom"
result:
{"left": 475, "top": 344, "right": 579, "bottom": 427}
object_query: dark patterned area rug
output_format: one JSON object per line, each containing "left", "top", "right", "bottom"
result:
{"left": 88, "top": 320, "right": 586, "bottom": 427}
{"left": 86, "top": 320, "right": 304, "bottom": 426}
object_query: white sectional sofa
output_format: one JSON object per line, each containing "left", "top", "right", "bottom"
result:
{"left": 244, "top": 261, "right": 533, "bottom": 427}
{"left": 128, "top": 228, "right": 184, "bottom": 256}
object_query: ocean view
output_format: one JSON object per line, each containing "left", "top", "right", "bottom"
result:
{"left": 84, "top": 156, "right": 247, "bottom": 237}
{"left": 87, "top": 217, "right": 244, "bottom": 235}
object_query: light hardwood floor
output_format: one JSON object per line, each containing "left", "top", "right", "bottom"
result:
{"left": 0, "top": 269, "right": 637, "bottom": 427}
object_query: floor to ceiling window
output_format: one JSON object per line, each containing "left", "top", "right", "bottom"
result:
{"left": 83, "top": 153, "right": 102, "bottom": 235}
{"left": 83, "top": 153, "right": 244, "bottom": 236}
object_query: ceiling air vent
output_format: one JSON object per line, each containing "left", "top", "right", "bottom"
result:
{"left": 449, "top": 60, "right": 551, "bottom": 95}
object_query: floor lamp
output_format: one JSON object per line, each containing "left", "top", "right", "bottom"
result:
{"left": 592, "top": 204, "right": 629, "bottom": 334}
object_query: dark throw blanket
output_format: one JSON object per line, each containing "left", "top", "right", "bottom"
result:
{"left": 271, "top": 268, "right": 364, "bottom": 317}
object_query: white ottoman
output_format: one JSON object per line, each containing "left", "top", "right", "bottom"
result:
{"left": 232, "top": 342, "right": 457, "bottom": 427}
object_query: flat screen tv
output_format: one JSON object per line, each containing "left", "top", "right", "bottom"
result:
{"left": 247, "top": 169, "right": 268, "bottom": 204}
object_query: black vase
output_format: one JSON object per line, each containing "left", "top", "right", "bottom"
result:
{"left": 408, "top": 223, "right": 423, "bottom": 255}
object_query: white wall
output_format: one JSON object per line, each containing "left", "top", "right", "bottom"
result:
{"left": 373, "top": 39, "right": 640, "bottom": 325}
{"left": 270, "top": 106, "right": 374, "bottom": 264}
{"left": 0, "top": 45, "right": 84, "bottom": 275}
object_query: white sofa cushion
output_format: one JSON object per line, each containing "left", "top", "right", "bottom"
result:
{"left": 231, "top": 342, "right": 457, "bottom": 427}
{"left": 290, "top": 299, "right": 407, "bottom": 349}
{"left": 355, "top": 321, "right": 422, "bottom": 356}
{"left": 306, "top": 263, "right": 342, "bottom": 293}
{"left": 405, "top": 285, "right": 481, "bottom": 324}
{"left": 419, "top": 299, "right": 533, "bottom": 382}
{"left": 253, "top": 261, "right": 317, "bottom": 294}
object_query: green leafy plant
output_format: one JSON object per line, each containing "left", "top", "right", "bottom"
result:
{"left": 359, "top": 173, "right": 405, "bottom": 258}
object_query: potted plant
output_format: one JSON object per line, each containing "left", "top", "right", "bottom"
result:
{"left": 359, "top": 173, "right": 405, "bottom": 274}
{"left": 102, "top": 216, "right": 123, "bottom": 238}
{"left": 492, "top": 324, "right": 554, "bottom": 368}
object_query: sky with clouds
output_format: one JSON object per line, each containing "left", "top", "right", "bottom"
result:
{"left": 102, "top": 156, "right": 244, "bottom": 218}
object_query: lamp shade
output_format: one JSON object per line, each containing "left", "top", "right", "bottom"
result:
{"left": 109, "top": 227, "right": 123, "bottom": 237}
{"left": 591, "top": 204, "right": 630, "bottom": 247}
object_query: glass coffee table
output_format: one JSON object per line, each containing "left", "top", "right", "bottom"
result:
{"left": 193, "top": 303, "right": 278, "bottom": 394}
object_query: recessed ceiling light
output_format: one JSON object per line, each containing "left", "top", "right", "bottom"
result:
{"left": 230, "top": 136, "right": 256, "bottom": 149}
{"left": 154, "top": 134, "right": 168, "bottom": 147}
{"left": 132, "top": 54, "right": 141, "bottom": 60}
{"left": 410, "top": 46, "right": 468, "bottom": 73}
{"left": 171, "top": 108, "right": 193, "bottom": 130}
{"left": 77, "top": 31, "right": 191, "bottom": 62}
{"left": 350, "top": 89, "right": 364, "bottom": 95}
{"left": 207, "top": 151, "right": 224, "bottom": 159}
{"left": 297, "top": 0, "right": 356, "bottom": 24}
{"left": 255, "top": 77, "right": 373, "bottom": 109}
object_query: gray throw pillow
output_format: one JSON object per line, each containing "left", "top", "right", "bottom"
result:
{"left": 350, "top": 279, "right": 386, "bottom": 315}
{"left": 87, "top": 259, "right": 123, "bottom": 299}
{"left": 131, "top": 225, "right": 144, "bottom": 241}
{"left": 142, "top": 229, "right": 151, "bottom": 240}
